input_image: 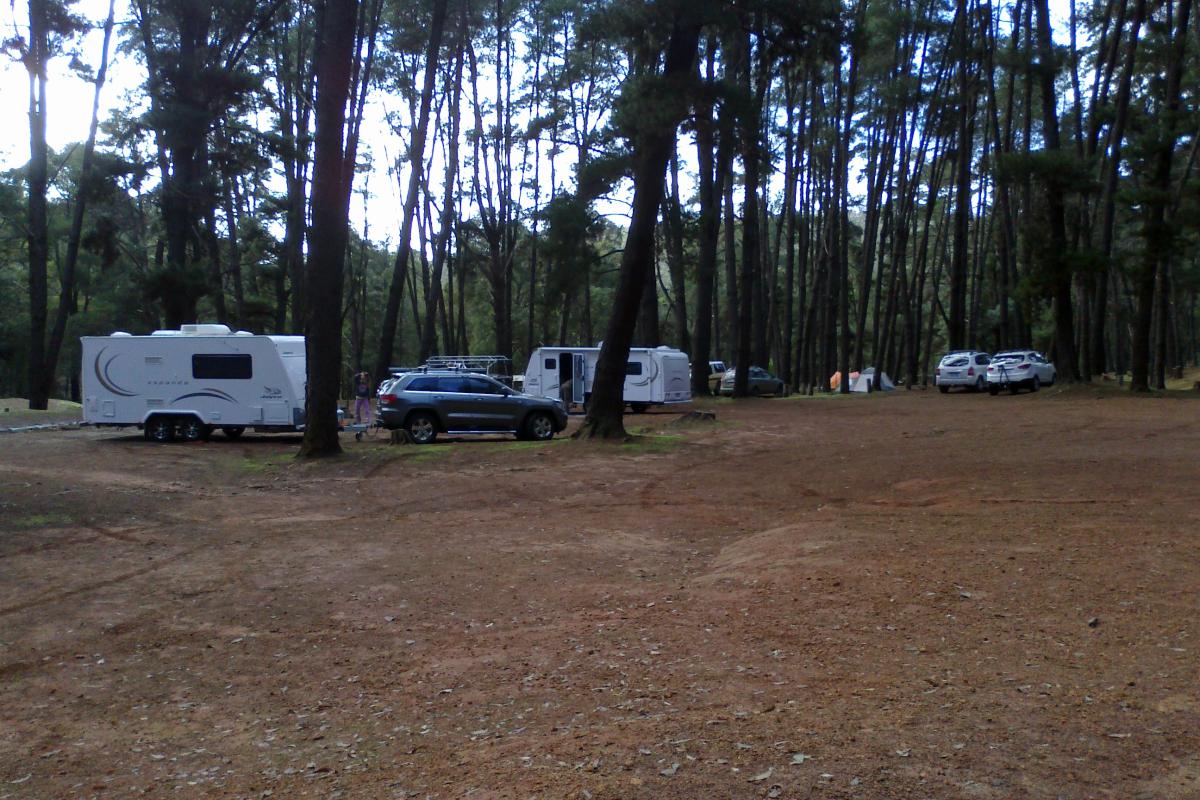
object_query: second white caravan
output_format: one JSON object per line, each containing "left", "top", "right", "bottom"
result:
{"left": 522, "top": 345, "right": 691, "bottom": 412}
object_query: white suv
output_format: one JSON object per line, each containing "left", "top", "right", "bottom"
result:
{"left": 986, "top": 350, "right": 1056, "bottom": 394}
{"left": 935, "top": 351, "right": 991, "bottom": 393}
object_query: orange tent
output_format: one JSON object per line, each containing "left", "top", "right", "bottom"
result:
{"left": 829, "top": 370, "right": 860, "bottom": 390}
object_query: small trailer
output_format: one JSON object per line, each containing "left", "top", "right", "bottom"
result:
{"left": 522, "top": 345, "right": 692, "bottom": 412}
{"left": 81, "top": 324, "right": 307, "bottom": 442}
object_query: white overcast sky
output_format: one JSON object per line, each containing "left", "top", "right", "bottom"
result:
{"left": 1, "top": 0, "right": 1077, "bottom": 245}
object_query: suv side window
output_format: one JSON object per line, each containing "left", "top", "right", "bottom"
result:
{"left": 464, "top": 377, "right": 500, "bottom": 394}
{"left": 436, "top": 376, "right": 470, "bottom": 393}
{"left": 975, "top": 354, "right": 989, "bottom": 365}
{"left": 406, "top": 376, "right": 438, "bottom": 391}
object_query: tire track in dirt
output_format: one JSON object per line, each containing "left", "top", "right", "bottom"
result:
{"left": 0, "top": 546, "right": 203, "bottom": 616}
{"left": 84, "top": 523, "right": 147, "bottom": 544}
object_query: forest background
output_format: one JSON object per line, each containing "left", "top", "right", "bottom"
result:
{"left": 3, "top": 0, "right": 1198, "bottom": 414}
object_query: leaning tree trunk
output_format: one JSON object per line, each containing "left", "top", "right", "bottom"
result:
{"left": 40, "top": 0, "right": 116, "bottom": 404}
{"left": 373, "top": 0, "right": 447, "bottom": 381}
{"left": 298, "top": 0, "right": 359, "bottom": 458}
{"left": 576, "top": 19, "right": 701, "bottom": 439}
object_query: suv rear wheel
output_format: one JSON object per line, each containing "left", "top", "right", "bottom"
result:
{"left": 406, "top": 411, "right": 438, "bottom": 444}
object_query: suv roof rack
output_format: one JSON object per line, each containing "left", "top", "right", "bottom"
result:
{"left": 389, "top": 355, "right": 516, "bottom": 384}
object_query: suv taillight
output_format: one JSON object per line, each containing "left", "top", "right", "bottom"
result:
{"left": 967, "top": 367, "right": 974, "bottom": 376}
{"left": 935, "top": 368, "right": 940, "bottom": 375}
{"left": 1018, "top": 363, "right": 1031, "bottom": 370}
{"left": 380, "top": 393, "right": 398, "bottom": 404}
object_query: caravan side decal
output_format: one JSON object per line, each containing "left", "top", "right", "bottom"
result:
{"left": 94, "top": 347, "right": 138, "bottom": 397}
{"left": 171, "top": 389, "right": 237, "bottom": 404}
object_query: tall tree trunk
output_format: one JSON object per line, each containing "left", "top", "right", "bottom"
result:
{"left": 373, "top": 0, "right": 447, "bottom": 380}
{"left": 421, "top": 36, "right": 464, "bottom": 362}
{"left": 298, "top": 0, "right": 360, "bottom": 457}
{"left": 39, "top": 0, "right": 117, "bottom": 404}
{"left": 1033, "top": 0, "right": 1079, "bottom": 380}
{"left": 1094, "top": 0, "right": 1146, "bottom": 375}
{"left": 663, "top": 153, "right": 690, "bottom": 354}
{"left": 949, "top": 0, "right": 973, "bottom": 351}
{"left": 577, "top": 19, "right": 700, "bottom": 439}
{"left": 26, "top": 0, "right": 50, "bottom": 409}
{"left": 690, "top": 40, "right": 719, "bottom": 397}
{"left": 1130, "top": 0, "right": 1192, "bottom": 390}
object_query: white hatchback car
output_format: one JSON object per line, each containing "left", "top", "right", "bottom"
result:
{"left": 986, "top": 350, "right": 1057, "bottom": 394}
{"left": 935, "top": 351, "right": 991, "bottom": 393}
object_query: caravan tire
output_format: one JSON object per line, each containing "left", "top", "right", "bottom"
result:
{"left": 178, "top": 417, "right": 209, "bottom": 442}
{"left": 144, "top": 416, "right": 174, "bottom": 443}
{"left": 405, "top": 412, "right": 438, "bottom": 445}
{"left": 630, "top": 403, "right": 649, "bottom": 414}
{"left": 222, "top": 426, "right": 245, "bottom": 440}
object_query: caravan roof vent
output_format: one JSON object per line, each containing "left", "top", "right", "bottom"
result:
{"left": 180, "top": 323, "right": 232, "bottom": 335}
{"left": 110, "top": 331, "right": 133, "bottom": 337}
{"left": 235, "top": 330, "right": 255, "bottom": 336}
{"left": 151, "top": 329, "right": 184, "bottom": 336}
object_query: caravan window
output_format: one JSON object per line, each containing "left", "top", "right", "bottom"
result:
{"left": 626, "top": 362, "right": 643, "bottom": 376}
{"left": 193, "top": 354, "right": 252, "bottom": 380}
{"left": 544, "top": 358, "right": 556, "bottom": 370}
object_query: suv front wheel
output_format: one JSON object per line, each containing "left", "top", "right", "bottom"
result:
{"left": 523, "top": 411, "right": 556, "bottom": 441}
{"left": 406, "top": 411, "right": 439, "bottom": 444}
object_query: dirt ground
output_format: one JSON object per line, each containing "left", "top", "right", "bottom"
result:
{"left": 1, "top": 386, "right": 1198, "bottom": 799}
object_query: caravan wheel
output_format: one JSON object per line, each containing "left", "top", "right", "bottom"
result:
{"left": 144, "top": 416, "right": 174, "bottom": 443}
{"left": 222, "top": 426, "right": 245, "bottom": 440}
{"left": 178, "top": 417, "right": 210, "bottom": 442}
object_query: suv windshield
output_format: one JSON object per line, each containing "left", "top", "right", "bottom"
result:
{"left": 992, "top": 353, "right": 1026, "bottom": 362}
{"left": 940, "top": 356, "right": 970, "bottom": 367}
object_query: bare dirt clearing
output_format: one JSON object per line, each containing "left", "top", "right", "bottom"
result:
{"left": 1, "top": 387, "right": 1198, "bottom": 799}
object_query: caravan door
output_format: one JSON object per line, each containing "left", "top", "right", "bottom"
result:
{"left": 571, "top": 354, "right": 586, "bottom": 405}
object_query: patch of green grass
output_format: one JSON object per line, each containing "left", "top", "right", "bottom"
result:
{"left": 0, "top": 397, "right": 83, "bottom": 427}
{"left": 621, "top": 433, "right": 683, "bottom": 455}
{"left": 11, "top": 512, "right": 74, "bottom": 529}
{"left": 491, "top": 438, "right": 567, "bottom": 453}
{"left": 238, "top": 452, "right": 295, "bottom": 473}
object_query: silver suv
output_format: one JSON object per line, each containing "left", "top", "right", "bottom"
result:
{"left": 935, "top": 350, "right": 991, "bottom": 393}
{"left": 377, "top": 371, "right": 568, "bottom": 444}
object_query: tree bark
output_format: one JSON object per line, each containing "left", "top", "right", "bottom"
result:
{"left": 26, "top": 0, "right": 50, "bottom": 409}
{"left": 690, "top": 39, "right": 719, "bottom": 397}
{"left": 1033, "top": 0, "right": 1079, "bottom": 380}
{"left": 298, "top": 0, "right": 359, "bottom": 458}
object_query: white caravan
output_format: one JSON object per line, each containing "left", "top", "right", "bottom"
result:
{"left": 522, "top": 345, "right": 691, "bottom": 412}
{"left": 81, "top": 324, "right": 306, "bottom": 441}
